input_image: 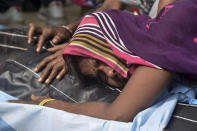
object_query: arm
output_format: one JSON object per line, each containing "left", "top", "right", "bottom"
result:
{"left": 55, "top": 66, "right": 172, "bottom": 121}
{"left": 12, "top": 66, "right": 172, "bottom": 122}
{"left": 158, "top": 0, "right": 178, "bottom": 13}
{"left": 65, "top": 0, "right": 122, "bottom": 34}
{"left": 28, "top": 0, "right": 123, "bottom": 52}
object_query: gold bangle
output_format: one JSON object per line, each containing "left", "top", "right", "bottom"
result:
{"left": 39, "top": 98, "right": 56, "bottom": 106}
{"left": 61, "top": 25, "right": 73, "bottom": 34}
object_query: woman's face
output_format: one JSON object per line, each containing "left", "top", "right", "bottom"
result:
{"left": 79, "top": 58, "right": 127, "bottom": 87}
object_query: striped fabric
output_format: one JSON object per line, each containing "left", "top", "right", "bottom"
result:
{"left": 64, "top": 13, "right": 160, "bottom": 78}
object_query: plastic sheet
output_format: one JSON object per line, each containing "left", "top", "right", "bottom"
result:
{"left": 0, "top": 27, "right": 120, "bottom": 102}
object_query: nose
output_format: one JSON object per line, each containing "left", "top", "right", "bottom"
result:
{"left": 102, "top": 66, "right": 116, "bottom": 77}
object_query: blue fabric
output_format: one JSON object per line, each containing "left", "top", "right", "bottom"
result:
{"left": 0, "top": 118, "right": 16, "bottom": 131}
{"left": 0, "top": 81, "right": 196, "bottom": 131}
{"left": 0, "top": 102, "right": 132, "bottom": 131}
{"left": 0, "top": 91, "right": 18, "bottom": 102}
{"left": 0, "top": 25, "right": 7, "bottom": 29}
{"left": 131, "top": 83, "right": 197, "bottom": 131}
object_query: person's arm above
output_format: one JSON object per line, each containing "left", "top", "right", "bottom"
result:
{"left": 28, "top": 0, "right": 123, "bottom": 53}
{"left": 59, "top": 0, "right": 122, "bottom": 35}
{"left": 95, "top": 0, "right": 122, "bottom": 12}
{"left": 9, "top": 66, "right": 172, "bottom": 122}
{"left": 158, "top": 0, "right": 178, "bottom": 13}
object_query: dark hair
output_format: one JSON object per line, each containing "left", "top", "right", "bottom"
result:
{"left": 67, "top": 55, "right": 108, "bottom": 87}
{"left": 67, "top": 55, "right": 84, "bottom": 78}
{"left": 67, "top": 55, "right": 126, "bottom": 89}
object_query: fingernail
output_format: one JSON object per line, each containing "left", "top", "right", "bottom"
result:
{"left": 36, "top": 48, "right": 40, "bottom": 52}
{"left": 28, "top": 39, "right": 30, "bottom": 44}
{"left": 53, "top": 39, "right": 57, "bottom": 43}
{"left": 34, "top": 68, "right": 38, "bottom": 72}
{"left": 45, "top": 79, "right": 50, "bottom": 84}
{"left": 56, "top": 75, "right": 60, "bottom": 79}
{"left": 38, "top": 78, "right": 42, "bottom": 82}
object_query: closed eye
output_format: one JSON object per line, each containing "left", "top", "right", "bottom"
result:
{"left": 97, "top": 70, "right": 107, "bottom": 83}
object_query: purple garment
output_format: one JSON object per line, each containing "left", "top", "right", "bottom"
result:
{"left": 101, "top": 0, "right": 197, "bottom": 75}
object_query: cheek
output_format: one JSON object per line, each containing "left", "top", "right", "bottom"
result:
{"left": 79, "top": 64, "right": 85, "bottom": 74}
{"left": 79, "top": 59, "right": 97, "bottom": 76}
{"left": 79, "top": 63, "right": 96, "bottom": 76}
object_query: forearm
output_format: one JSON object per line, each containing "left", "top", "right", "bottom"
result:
{"left": 66, "top": 0, "right": 122, "bottom": 33}
{"left": 95, "top": 0, "right": 122, "bottom": 12}
{"left": 158, "top": 0, "right": 178, "bottom": 13}
{"left": 65, "top": 20, "right": 81, "bottom": 34}
{"left": 11, "top": 66, "right": 172, "bottom": 122}
{"left": 45, "top": 67, "right": 172, "bottom": 122}
{"left": 46, "top": 101, "right": 113, "bottom": 120}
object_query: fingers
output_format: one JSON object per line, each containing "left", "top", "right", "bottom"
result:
{"left": 28, "top": 23, "right": 42, "bottom": 44}
{"left": 28, "top": 24, "right": 54, "bottom": 52}
{"left": 56, "top": 67, "right": 67, "bottom": 80}
{"left": 28, "top": 24, "right": 71, "bottom": 53}
{"left": 34, "top": 54, "right": 57, "bottom": 73}
{"left": 35, "top": 49, "right": 66, "bottom": 84}
{"left": 7, "top": 96, "right": 46, "bottom": 105}
{"left": 7, "top": 100, "right": 21, "bottom": 103}
{"left": 47, "top": 44, "right": 67, "bottom": 52}
{"left": 38, "top": 62, "right": 54, "bottom": 83}
{"left": 43, "top": 62, "right": 66, "bottom": 84}
{"left": 31, "top": 94, "right": 47, "bottom": 101}
{"left": 47, "top": 44, "right": 62, "bottom": 52}
{"left": 45, "top": 67, "right": 59, "bottom": 84}
{"left": 52, "top": 32, "right": 67, "bottom": 44}
{"left": 36, "top": 31, "right": 51, "bottom": 52}
{"left": 37, "top": 60, "right": 66, "bottom": 84}
{"left": 31, "top": 94, "right": 42, "bottom": 100}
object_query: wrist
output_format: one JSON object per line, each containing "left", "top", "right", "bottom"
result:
{"left": 39, "top": 98, "right": 56, "bottom": 106}
{"left": 61, "top": 25, "right": 73, "bottom": 35}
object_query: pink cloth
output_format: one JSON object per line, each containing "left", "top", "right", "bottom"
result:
{"left": 64, "top": 15, "right": 158, "bottom": 78}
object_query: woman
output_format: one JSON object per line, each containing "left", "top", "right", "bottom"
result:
{"left": 10, "top": 0, "right": 197, "bottom": 122}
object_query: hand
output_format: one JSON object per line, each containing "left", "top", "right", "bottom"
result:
{"left": 7, "top": 95, "right": 64, "bottom": 109}
{"left": 28, "top": 23, "right": 72, "bottom": 53}
{"left": 8, "top": 95, "right": 48, "bottom": 105}
{"left": 34, "top": 44, "right": 68, "bottom": 84}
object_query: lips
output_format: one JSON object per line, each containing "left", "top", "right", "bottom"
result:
{"left": 116, "top": 73, "right": 128, "bottom": 86}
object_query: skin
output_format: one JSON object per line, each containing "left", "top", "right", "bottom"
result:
{"left": 28, "top": 24, "right": 72, "bottom": 53}
{"left": 8, "top": 0, "right": 177, "bottom": 122}
{"left": 79, "top": 58, "right": 127, "bottom": 87}
{"left": 34, "top": 44, "right": 68, "bottom": 84}
{"left": 9, "top": 66, "right": 172, "bottom": 122}
{"left": 30, "top": 0, "right": 178, "bottom": 84}
{"left": 28, "top": 0, "right": 122, "bottom": 53}
{"left": 28, "top": 0, "right": 122, "bottom": 84}
{"left": 158, "top": 0, "right": 178, "bottom": 13}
